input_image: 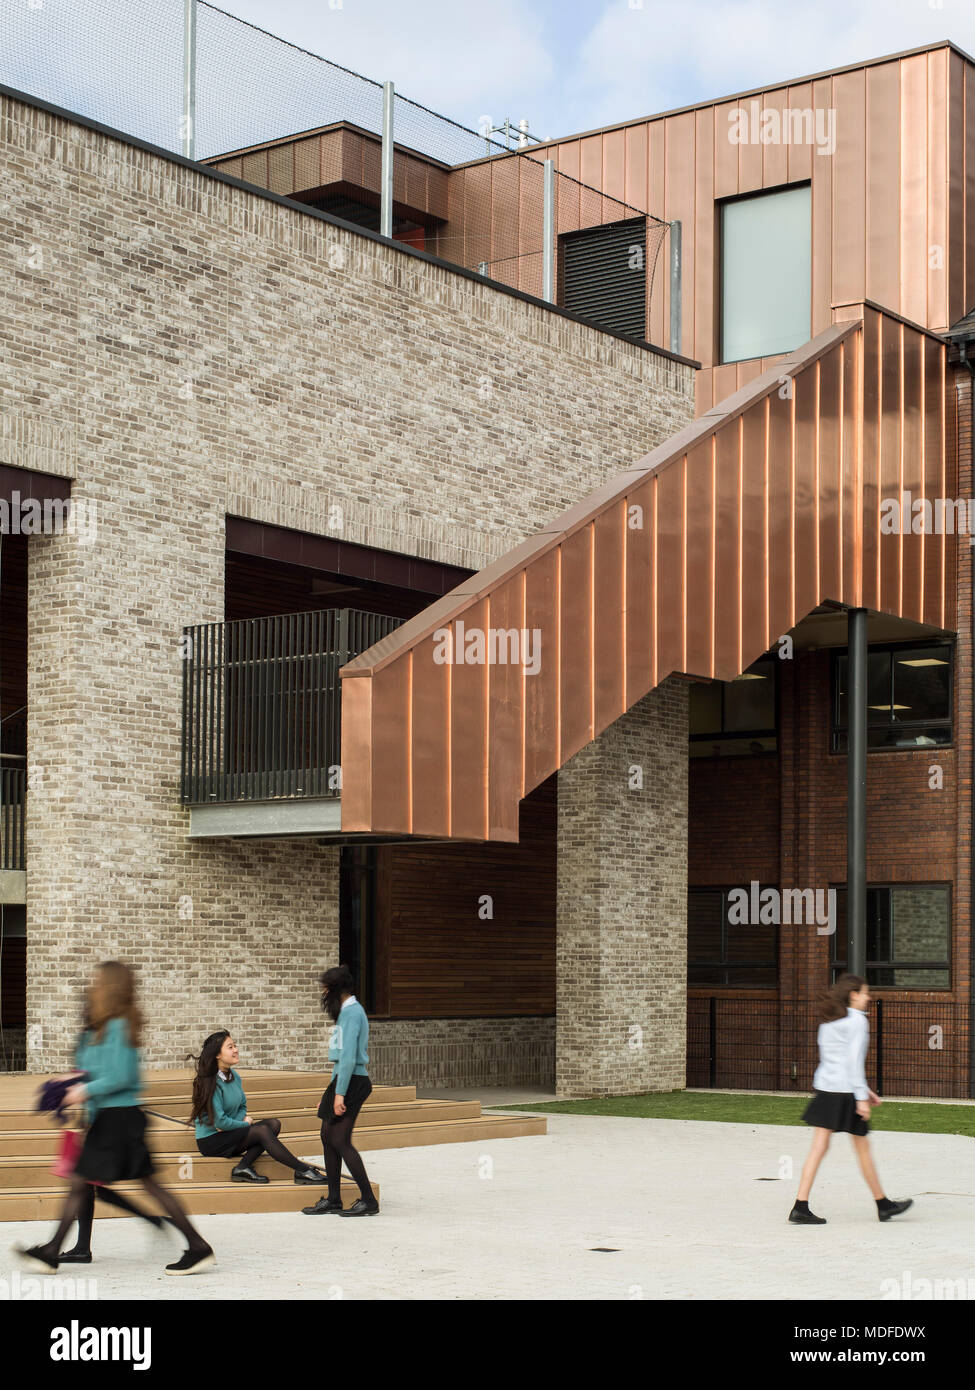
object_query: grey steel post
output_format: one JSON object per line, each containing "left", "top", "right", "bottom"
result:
{"left": 847, "top": 607, "right": 868, "bottom": 978}
{"left": 669, "top": 220, "right": 682, "bottom": 355}
{"left": 381, "top": 81, "right": 395, "bottom": 240}
{"left": 181, "top": 0, "right": 197, "bottom": 160}
{"left": 542, "top": 159, "right": 555, "bottom": 303}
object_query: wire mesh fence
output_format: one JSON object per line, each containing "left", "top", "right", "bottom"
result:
{"left": 0, "top": 0, "right": 671, "bottom": 322}
{"left": 688, "top": 996, "right": 972, "bottom": 1099}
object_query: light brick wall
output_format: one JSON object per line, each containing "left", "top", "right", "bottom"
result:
{"left": 0, "top": 94, "right": 695, "bottom": 1074}
{"left": 369, "top": 1018, "right": 554, "bottom": 1088}
{"left": 556, "top": 679, "right": 689, "bottom": 1097}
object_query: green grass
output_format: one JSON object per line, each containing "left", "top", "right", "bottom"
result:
{"left": 488, "top": 1090, "right": 975, "bottom": 1136}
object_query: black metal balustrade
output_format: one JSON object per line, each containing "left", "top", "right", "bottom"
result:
{"left": 1, "top": 765, "right": 25, "bottom": 871}
{"left": 180, "top": 608, "right": 402, "bottom": 805}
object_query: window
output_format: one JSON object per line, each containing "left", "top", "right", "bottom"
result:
{"left": 689, "top": 656, "right": 777, "bottom": 757}
{"left": 831, "top": 643, "right": 952, "bottom": 752}
{"left": 560, "top": 218, "right": 647, "bottom": 341}
{"left": 831, "top": 886, "right": 950, "bottom": 989}
{"left": 720, "top": 185, "right": 811, "bottom": 363}
{"left": 688, "top": 887, "right": 777, "bottom": 986}
{"left": 339, "top": 846, "right": 377, "bottom": 1013}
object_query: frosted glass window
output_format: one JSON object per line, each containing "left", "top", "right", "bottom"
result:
{"left": 720, "top": 186, "right": 811, "bottom": 364}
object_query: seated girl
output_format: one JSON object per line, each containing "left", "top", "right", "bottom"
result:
{"left": 189, "top": 1030, "right": 326, "bottom": 1186}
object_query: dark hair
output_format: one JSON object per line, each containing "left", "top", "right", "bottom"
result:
{"left": 819, "top": 974, "right": 866, "bottom": 1022}
{"left": 188, "top": 1030, "right": 231, "bottom": 1126}
{"left": 320, "top": 965, "right": 355, "bottom": 1023}
{"left": 88, "top": 961, "right": 142, "bottom": 1046}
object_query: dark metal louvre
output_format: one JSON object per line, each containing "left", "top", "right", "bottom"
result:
{"left": 559, "top": 217, "right": 647, "bottom": 341}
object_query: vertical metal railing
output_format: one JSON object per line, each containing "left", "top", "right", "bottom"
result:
{"left": 180, "top": 608, "right": 401, "bottom": 804}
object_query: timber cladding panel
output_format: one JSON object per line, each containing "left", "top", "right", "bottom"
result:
{"left": 377, "top": 776, "right": 556, "bottom": 1018}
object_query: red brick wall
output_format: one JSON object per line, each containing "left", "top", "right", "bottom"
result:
{"left": 689, "top": 369, "right": 973, "bottom": 1092}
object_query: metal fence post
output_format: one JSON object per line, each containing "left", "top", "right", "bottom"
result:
{"left": 542, "top": 159, "right": 555, "bottom": 303}
{"left": 181, "top": 0, "right": 197, "bottom": 160}
{"left": 875, "top": 998, "right": 884, "bottom": 1095}
{"left": 381, "top": 81, "right": 395, "bottom": 239}
{"left": 708, "top": 996, "right": 717, "bottom": 1088}
{"left": 669, "top": 220, "right": 682, "bottom": 355}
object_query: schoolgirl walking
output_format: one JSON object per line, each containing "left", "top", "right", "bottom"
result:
{"left": 15, "top": 961, "right": 216, "bottom": 1275}
{"left": 790, "top": 974, "right": 913, "bottom": 1225}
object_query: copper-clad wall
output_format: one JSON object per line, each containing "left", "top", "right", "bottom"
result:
{"left": 340, "top": 307, "right": 956, "bottom": 841}
{"left": 432, "top": 153, "right": 650, "bottom": 300}
{"left": 446, "top": 44, "right": 972, "bottom": 407}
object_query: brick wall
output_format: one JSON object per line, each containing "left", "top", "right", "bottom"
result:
{"left": 556, "top": 678, "right": 689, "bottom": 1097}
{"left": 0, "top": 93, "right": 695, "bottom": 1073}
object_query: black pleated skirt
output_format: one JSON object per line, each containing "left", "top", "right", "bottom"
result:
{"left": 318, "top": 1073, "right": 372, "bottom": 1125}
{"left": 74, "top": 1106, "right": 154, "bottom": 1182}
{"left": 196, "top": 1125, "right": 251, "bottom": 1158}
{"left": 802, "top": 1089, "right": 869, "bottom": 1136}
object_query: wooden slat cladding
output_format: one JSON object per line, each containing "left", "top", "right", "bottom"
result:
{"left": 205, "top": 122, "right": 449, "bottom": 221}
{"left": 377, "top": 776, "right": 556, "bottom": 1018}
{"left": 341, "top": 308, "right": 956, "bottom": 841}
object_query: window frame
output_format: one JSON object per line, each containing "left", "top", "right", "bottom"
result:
{"left": 717, "top": 181, "right": 813, "bottom": 366}
{"left": 689, "top": 655, "right": 779, "bottom": 756}
{"left": 829, "top": 639, "right": 954, "bottom": 754}
{"left": 830, "top": 882, "right": 952, "bottom": 991}
{"left": 688, "top": 885, "right": 779, "bottom": 989}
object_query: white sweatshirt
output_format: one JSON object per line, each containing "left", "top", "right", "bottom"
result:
{"left": 812, "top": 1007, "right": 870, "bottom": 1101}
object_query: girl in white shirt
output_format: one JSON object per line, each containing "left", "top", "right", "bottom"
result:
{"left": 789, "top": 974, "right": 913, "bottom": 1225}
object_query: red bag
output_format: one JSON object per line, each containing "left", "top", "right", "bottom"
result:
{"left": 51, "top": 1128, "right": 81, "bottom": 1179}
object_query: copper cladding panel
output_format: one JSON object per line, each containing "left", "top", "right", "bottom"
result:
{"left": 341, "top": 309, "right": 955, "bottom": 840}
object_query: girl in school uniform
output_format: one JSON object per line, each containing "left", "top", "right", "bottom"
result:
{"left": 302, "top": 965, "right": 378, "bottom": 1217}
{"left": 15, "top": 961, "right": 215, "bottom": 1275}
{"left": 190, "top": 1030, "right": 327, "bottom": 1185}
{"left": 789, "top": 973, "right": 913, "bottom": 1226}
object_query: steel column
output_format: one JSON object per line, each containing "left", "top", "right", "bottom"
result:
{"left": 847, "top": 607, "right": 868, "bottom": 978}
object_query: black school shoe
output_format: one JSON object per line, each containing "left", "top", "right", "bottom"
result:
{"left": 231, "top": 1164, "right": 269, "bottom": 1184}
{"left": 165, "top": 1246, "right": 216, "bottom": 1275}
{"left": 294, "top": 1167, "right": 328, "bottom": 1185}
{"left": 878, "top": 1198, "right": 913, "bottom": 1222}
{"left": 788, "top": 1204, "right": 827, "bottom": 1225}
{"left": 58, "top": 1247, "right": 93, "bottom": 1264}
{"left": 302, "top": 1197, "right": 344, "bottom": 1215}
{"left": 339, "top": 1198, "right": 380, "bottom": 1217}
{"left": 14, "top": 1244, "right": 59, "bottom": 1273}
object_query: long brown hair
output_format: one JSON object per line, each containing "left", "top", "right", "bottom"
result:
{"left": 320, "top": 965, "right": 355, "bottom": 1023}
{"left": 819, "top": 973, "right": 866, "bottom": 1022}
{"left": 87, "top": 961, "right": 142, "bottom": 1046}
{"left": 188, "top": 1030, "right": 231, "bottom": 1126}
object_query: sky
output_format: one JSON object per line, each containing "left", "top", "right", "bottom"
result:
{"left": 214, "top": 0, "right": 975, "bottom": 137}
{"left": 2, "top": 0, "right": 975, "bottom": 157}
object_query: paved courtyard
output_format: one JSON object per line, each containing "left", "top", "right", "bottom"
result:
{"left": 3, "top": 1102, "right": 972, "bottom": 1300}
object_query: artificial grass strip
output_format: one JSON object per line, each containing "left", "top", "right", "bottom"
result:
{"left": 488, "top": 1090, "right": 975, "bottom": 1136}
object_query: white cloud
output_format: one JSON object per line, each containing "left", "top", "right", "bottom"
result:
{"left": 564, "top": 0, "right": 975, "bottom": 133}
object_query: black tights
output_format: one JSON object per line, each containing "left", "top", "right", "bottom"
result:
{"left": 64, "top": 1183, "right": 163, "bottom": 1256}
{"left": 236, "top": 1117, "right": 316, "bottom": 1175}
{"left": 321, "top": 1114, "right": 374, "bottom": 1203}
{"left": 40, "top": 1173, "right": 209, "bottom": 1259}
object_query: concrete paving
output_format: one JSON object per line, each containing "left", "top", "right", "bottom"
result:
{"left": 3, "top": 1108, "right": 972, "bottom": 1300}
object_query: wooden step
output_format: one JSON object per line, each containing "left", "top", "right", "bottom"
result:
{"left": 0, "top": 1084, "right": 418, "bottom": 1130}
{"left": 142, "top": 1085, "right": 413, "bottom": 1120}
{"left": 0, "top": 1114, "right": 545, "bottom": 1188}
{"left": 1, "top": 1100, "right": 486, "bottom": 1156}
{"left": 0, "top": 1178, "right": 375, "bottom": 1222}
